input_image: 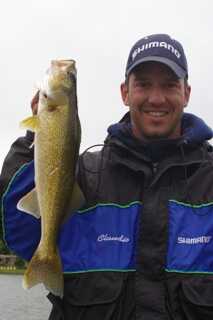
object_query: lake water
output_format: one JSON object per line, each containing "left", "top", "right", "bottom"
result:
{"left": 0, "top": 274, "right": 51, "bottom": 320}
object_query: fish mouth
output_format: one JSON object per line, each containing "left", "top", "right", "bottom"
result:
{"left": 51, "top": 59, "right": 76, "bottom": 67}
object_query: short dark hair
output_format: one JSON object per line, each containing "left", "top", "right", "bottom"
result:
{"left": 125, "top": 62, "right": 189, "bottom": 86}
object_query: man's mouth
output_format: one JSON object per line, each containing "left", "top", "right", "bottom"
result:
{"left": 143, "top": 111, "right": 169, "bottom": 117}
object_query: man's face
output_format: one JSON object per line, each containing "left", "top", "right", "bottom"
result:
{"left": 121, "top": 62, "right": 191, "bottom": 140}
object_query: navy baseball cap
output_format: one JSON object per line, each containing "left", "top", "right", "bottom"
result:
{"left": 125, "top": 34, "right": 188, "bottom": 79}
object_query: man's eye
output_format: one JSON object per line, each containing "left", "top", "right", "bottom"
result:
{"left": 135, "top": 81, "right": 150, "bottom": 88}
{"left": 167, "top": 82, "right": 178, "bottom": 88}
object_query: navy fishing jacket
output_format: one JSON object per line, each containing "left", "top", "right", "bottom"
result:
{"left": 1, "top": 112, "right": 213, "bottom": 320}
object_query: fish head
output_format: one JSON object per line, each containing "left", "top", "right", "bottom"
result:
{"left": 39, "top": 59, "right": 77, "bottom": 109}
{"left": 49, "top": 59, "right": 76, "bottom": 91}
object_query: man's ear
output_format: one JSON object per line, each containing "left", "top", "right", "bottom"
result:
{"left": 120, "top": 82, "right": 129, "bottom": 106}
{"left": 184, "top": 83, "right": 191, "bottom": 109}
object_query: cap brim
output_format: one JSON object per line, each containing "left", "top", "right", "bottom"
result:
{"left": 126, "top": 56, "right": 187, "bottom": 79}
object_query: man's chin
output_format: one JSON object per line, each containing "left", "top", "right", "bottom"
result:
{"left": 142, "top": 130, "right": 176, "bottom": 141}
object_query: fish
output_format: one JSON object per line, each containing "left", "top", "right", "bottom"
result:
{"left": 18, "top": 59, "right": 85, "bottom": 298}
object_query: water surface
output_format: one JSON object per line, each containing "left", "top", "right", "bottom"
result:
{"left": 0, "top": 274, "right": 51, "bottom": 320}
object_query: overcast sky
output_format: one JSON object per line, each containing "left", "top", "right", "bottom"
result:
{"left": 0, "top": 0, "right": 213, "bottom": 168}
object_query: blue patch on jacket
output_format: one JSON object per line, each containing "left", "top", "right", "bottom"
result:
{"left": 166, "top": 200, "right": 213, "bottom": 273}
{"left": 2, "top": 161, "right": 140, "bottom": 272}
{"left": 59, "top": 204, "right": 139, "bottom": 272}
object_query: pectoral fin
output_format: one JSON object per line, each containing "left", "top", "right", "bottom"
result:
{"left": 20, "top": 115, "right": 39, "bottom": 132}
{"left": 17, "top": 188, "right": 40, "bottom": 219}
{"left": 63, "top": 182, "right": 85, "bottom": 223}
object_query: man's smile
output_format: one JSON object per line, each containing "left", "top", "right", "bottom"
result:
{"left": 143, "top": 110, "right": 170, "bottom": 118}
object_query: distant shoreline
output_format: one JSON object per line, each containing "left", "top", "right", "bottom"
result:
{"left": 0, "top": 268, "right": 25, "bottom": 275}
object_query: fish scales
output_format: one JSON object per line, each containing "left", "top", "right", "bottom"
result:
{"left": 19, "top": 60, "right": 84, "bottom": 297}
{"left": 37, "top": 99, "right": 75, "bottom": 236}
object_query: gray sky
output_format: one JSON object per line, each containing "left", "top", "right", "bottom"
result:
{"left": 0, "top": 0, "right": 213, "bottom": 168}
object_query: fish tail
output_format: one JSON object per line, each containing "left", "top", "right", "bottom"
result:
{"left": 23, "top": 246, "right": 64, "bottom": 298}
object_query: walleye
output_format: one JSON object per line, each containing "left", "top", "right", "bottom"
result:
{"left": 18, "top": 59, "right": 84, "bottom": 297}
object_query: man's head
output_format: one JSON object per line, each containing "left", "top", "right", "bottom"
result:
{"left": 121, "top": 34, "right": 191, "bottom": 141}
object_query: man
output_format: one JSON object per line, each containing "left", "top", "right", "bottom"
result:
{"left": 1, "top": 34, "right": 213, "bottom": 320}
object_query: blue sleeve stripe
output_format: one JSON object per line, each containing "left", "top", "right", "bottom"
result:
{"left": 2, "top": 160, "right": 40, "bottom": 260}
{"left": 1, "top": 161, "right": 34, "bottom": 245}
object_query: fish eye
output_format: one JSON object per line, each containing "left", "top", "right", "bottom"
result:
{"left": 67, "top": 72, "right": 75, "bottom": 83}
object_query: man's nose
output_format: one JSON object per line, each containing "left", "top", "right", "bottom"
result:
{"left": 148, "top": 87, "right": 166, "bottom": 105}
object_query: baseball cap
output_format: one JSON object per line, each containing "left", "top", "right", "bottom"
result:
{"left": 125, "top": 34, "right": 188, "bottom": 79}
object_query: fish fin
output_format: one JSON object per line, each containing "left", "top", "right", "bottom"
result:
{"left": 23, "top": 246, "right": 64, "bottom": 298}
{"left": 63, "top": 182, "right": 85, "bottom": 223}
{"left": 17, "top": 188, "right": 40, "bottom": 218}
{"left": 20, "top": 115, "right": 39, "bottom": 132}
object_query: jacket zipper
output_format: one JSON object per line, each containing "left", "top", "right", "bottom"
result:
{"left": 152, "top": 162, "right": 158, "bottom": 174}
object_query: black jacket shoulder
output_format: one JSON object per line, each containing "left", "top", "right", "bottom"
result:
{"left": 0, "top": 131, "right": 34, "bottom": 197}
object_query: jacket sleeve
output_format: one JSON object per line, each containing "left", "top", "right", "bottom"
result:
{"left": 0, "top": 131, "right": 41, "bottom": 260}
{"left": 0, "top": 131, "right": 34, "bottom": 196}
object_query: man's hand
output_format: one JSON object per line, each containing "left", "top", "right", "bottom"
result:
{"left": 31, "top": 91, "right": 40, "bottom": 115}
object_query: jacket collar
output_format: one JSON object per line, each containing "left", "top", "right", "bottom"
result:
{"left": 106, "top": 112, "right": 213, "bottom": 163}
